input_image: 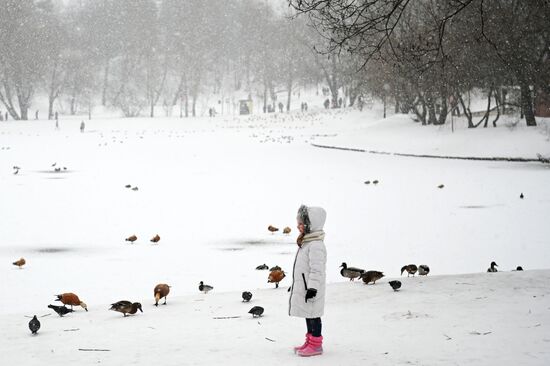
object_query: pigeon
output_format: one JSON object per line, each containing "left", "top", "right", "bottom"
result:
{"left": 487, "top": 261, "right": 498, "bottom": 272}
{"left": 242, "top": 291, "right": 252, "bottom": 302}
{"left": 418, "top": 265, "right": 430, "bottom": 276}
{"left": 515, "top": 266, "right": 523, "bottom": 271}
{"left": 29, "top": 315, "right": 40, "bottom": 334}
{"left": 373, "top": 180, "right": 379, "bottom": 185}
{"left": 438, "top": 184, "right": 445, "bottom": 189}
{"left": 364, "top": 180, "right": 371, "bottom": 184}
{"left": 131, "top": 186, "right": 139, "bottom": 191}
{"left": 389, "top": 280, "right": 402, "bottom": 291}
{"left": 48, "top": 304, "right": 74, "bottom": 317}
{"left": 520, "top": 193, "right": 524, "bottom": 199}
{"left": 255, "top": 264, "right": 269, "bottom": 270}
{"left": 125, "top": 184, "right": 132, "bottom": 188}
{"left": 248, "top": 306, "right": 264, "bottom": 317}
{"left": 199, "top": 281, "right": 213, "bottom": 293}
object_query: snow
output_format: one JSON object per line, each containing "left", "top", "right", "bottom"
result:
{"left": 1, "top": 109, "right": 550, "bottom": 365}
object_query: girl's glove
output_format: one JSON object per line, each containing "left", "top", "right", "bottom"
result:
{"left": 305, "top": 288, "right": 317, "bottom": 302}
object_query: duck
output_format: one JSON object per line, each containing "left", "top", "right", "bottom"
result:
{"left": 268, "top": 225, "right": 279, "bottom": 233}
{"left": 268, "top": 269, "right": 286, "bottom": 288}
{"left": 109, "top": 301, "right": 143, "bottom": 317}
{"left": 401, "top": 264, "right": 418, "bottom": 277}
{"left": 55, "top": 293, "right": 88, "bottom": 311}
{"left": 269, "top": 265, "right": 281, "bottom": 271}
{"left": 283, "top": 227, "right": 292, "bottom": 234}
{"left": 364, "top": 180, "right": 371, "bottom": 184}
{"left": 154, "top": 283, "right": 170, "bottom": 306}
{"left": 48, "top": 304, "right": 74, "bottom": 317}
{"left": 150, "top": 234, "right": 160, "bottom": 243}
{"left": 242, "top": 291, "right": 253, "bottom": 302}
{"left": 125, "top": 235, "right": 137, "bottom": 243}
{"left": 373, "top": 180, "right": 379, "bottom": 185}
{"left": 199, "top": 281, "right": 213, "bottom": 293}
{"left": 339, "top": 262, "right": 365, "bottom": 281}
{"left": 389, "top": 280, "right": 402, "bottom": 291}
{"left": 12, "top": 257, "right": 26, "bottom": 268}
{"left": 438, "top": 184, "right": 445, "bottom": 189}
{"left": 487, "top": 261, "right": 498, "bottom": 272}
{"left": 360, "top": 271, "right": 385, "bottom": 284}
{"left": 255, "top": 264, "right": 269, "bottom": 270}
{"left": 125, "top": 184, "right": 131, "bottom": 188}
{"left": 29, "top": 315, "right": 40, "bottom": 334}
{"left": 248, "top": 306, "right": 264, "bottom": 317}
{"left": 131, "top": 186, "right": 139, "bottom": 191}
{"left": 418, "top": 265, "right": 430, "bottom": 276}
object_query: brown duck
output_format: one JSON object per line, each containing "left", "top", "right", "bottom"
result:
{"left": 110, "top": 301, "right": 143, "bottom": 316}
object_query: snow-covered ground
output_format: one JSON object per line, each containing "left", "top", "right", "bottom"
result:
{"left": 1, "top": 109, "right": 549, "bottom": 364}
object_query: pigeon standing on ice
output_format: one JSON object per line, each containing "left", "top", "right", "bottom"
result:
{"left": 389, "top": 280, "right": 402, "bottom": 291}
{"left": 248, "top": 306, "right": 264, "bottom": 317}
{"left": 29, "top": 315, "right": 40, "bottom": 334}
{"left": 48, "top": 304, "right": 74, "bottom": 317}
{"left": 255, "top": 264, "right": 268, "bottom": 270}
{"left": 242, "top": 291, "right": 252, "bottom": 302}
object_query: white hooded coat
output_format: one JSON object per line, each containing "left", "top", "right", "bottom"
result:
{"left": 288, "top": 206, "right": 327, "bottom": 318}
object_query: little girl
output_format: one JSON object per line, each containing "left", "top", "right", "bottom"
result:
{"left": 288, "top": 204, "right": 327, "bottom": 357}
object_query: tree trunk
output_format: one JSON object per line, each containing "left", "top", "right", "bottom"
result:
{"left": 102, "top": 59, "right": 110, "bottom": 107}
{"left": 520, "top": 80, "right": 536, "bottom": 126}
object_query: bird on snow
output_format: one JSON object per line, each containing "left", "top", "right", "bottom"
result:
{"left": 283, "top": 227, "right": 292, "bottom": 234}
{"left": 360, "top": 271, "right": 385, "bottom": 284}
{"left": 48, "top": 304, "right": 74, "bottom": 317}
{"left": 269, "top": 265, "right": 281, "bottom": 271}
{"left": 248, "top": 306, "right": 264, "bottom": 317}
{"left": 520, "top": 193, "right": 524, "bottom": 199}
{"left": 389, "top": 280, "right": 402, "bottom": 291}
{"left": 267, "top": 269, "right": 286, "bottom": 288}
{"left": 154, "top": 283, "right": 170, "bottom": 306}
{"left": 29, "top": 315, "right": 40, "bottom": 334}
{"left": 55, "top": 293, "right": 88, "bottom": 311}
{"left": 150, "top": 234, "right": 160, "bottom": 243}
{"left": 12, "top": 257, "right": 26, "bottom": 268}
{"left": 438, "top": 184, "right": 445, "bottom": 189}
{"left": 109, "top": 301, "right": 143, "bottom": 317}
{"left": 125, "top": 184, "right": 132, "bottom": 188}
{"left": 364, "top": 180, "right": 371, "bottom": 184}
{"left": 131, "top": 186, "right": 139, "bottom": 191}
{"left": 13, "top": 168, "right": 19, "bottom": 175}
{"left": 339, "top": 262, "right": 365, "bottom": 281}
{"left": 242, "top": 291, "right": 252, "bottom": 302}
{"left": 199, "top": 281, "right": 213, "bottom": 293}
{"left": 401, "top": 264, "right": 418, "bottom": 277}
{"left": 487, "top": 261, "right": 498, "bottom": 272}
{"left": 125, "top": 235, "right": 138, "bottom": 243}
{"left": 255, "top": 264, "right": 269, "bottom": 270}
{"left": 418, "top": 265, "right": 430, "bottom": 276}
{"left": 373, "top": 180, "right": 379, "bottom": 185}
{"left": 268, "top": 225, "right": 279, "bottom": 233}
{"left": 515, "top": 266, "right": 524, "bottom": 271}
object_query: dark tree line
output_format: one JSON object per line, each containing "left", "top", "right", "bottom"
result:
{"left": 290, "top": 0, "right": 550, "bottom": 127}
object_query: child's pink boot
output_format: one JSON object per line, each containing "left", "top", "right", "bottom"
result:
{"left": 297, "top": 335, "right": 323, "bottom": 357}
{"left": 293, "top": 333, "right": 311, "bottom": 354}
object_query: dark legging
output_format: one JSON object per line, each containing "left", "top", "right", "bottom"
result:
{"left": 306, "top": 318, "right": 322, "bottom": 337}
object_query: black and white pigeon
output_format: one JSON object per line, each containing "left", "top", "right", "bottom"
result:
{"left": 29, "top": 315, "right": 40, "bottom": 334}
{"left": 199, "top": 281, "right": 213, "bottom": 293}
{"left": 242, "top": 291, "right": 252, "bottom": 302}
{"left": 48, "top": 304, "right": 74, "bottom": 317}
{"left": 248, "top": 306, "right": 264, "bottom": 318}
{"left": 389, "top": 280, "right": 402, "bottom": 291}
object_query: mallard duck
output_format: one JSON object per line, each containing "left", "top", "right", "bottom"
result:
{"left": 12, "top": 257, "right": 26, "bottom": 268}
{"left": 242, "top": 291, "right": 252, "bottom": 302}
{"left": 248, "top": 306, "right": 264, "bottom": 317}
{"left": 389, "top": 280, "right": 401, "bottom": 291}
{"left": 256, "top": 264, "right": 269, "bottom": 270}
{"left": 268, "top": 269, "right": 286, "bottom": 288}
{"left": 283, "top": 227, "right": 292, "bottom": 234}
{"left": 109, "top": 301, "right": 143, "bottom": 316}
{"left": 339, "top": 262, "right": 365, "bottom": 281}
{"left": 360, "top": 271, "right": 384, "bottom": 284}
{"left": 29, "top": 315, "right": 40, "bottom": 334}
{"left": 154, "top": 283, "right": 170, "bottom": 306}
{"left": 55, "top": 293, "right": 88, "bottom": 311}
{"left": 401, "top": 264, "right": 418, "bottom": 277}
{"left": 487, "top": 261, "right": 498, "bottom": 272}
{"left": 48, "top": 304, "right": 74, "bottom": 317}
{"left": 418, "top": 265, "right": 430, "bottom": 276}
{"left": 269, "top": 265, "right": 281, "bottom": 271}
{"left": 199, "top": 281, "right": 213, "bottom": 293}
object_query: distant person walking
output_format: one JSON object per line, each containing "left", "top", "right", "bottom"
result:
{"left": 278, "top": 102, "right": 284, "bottom": 113}
{"left": 289, "top": 205, "right": 327, "bottom": 357}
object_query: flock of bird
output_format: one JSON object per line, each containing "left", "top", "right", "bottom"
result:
{"left": 14, "top": 223, "right": 526, "bottom": 335}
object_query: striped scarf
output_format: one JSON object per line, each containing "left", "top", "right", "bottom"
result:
{"left": 297, "top": 231, "right": 325, "bottom": 247}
